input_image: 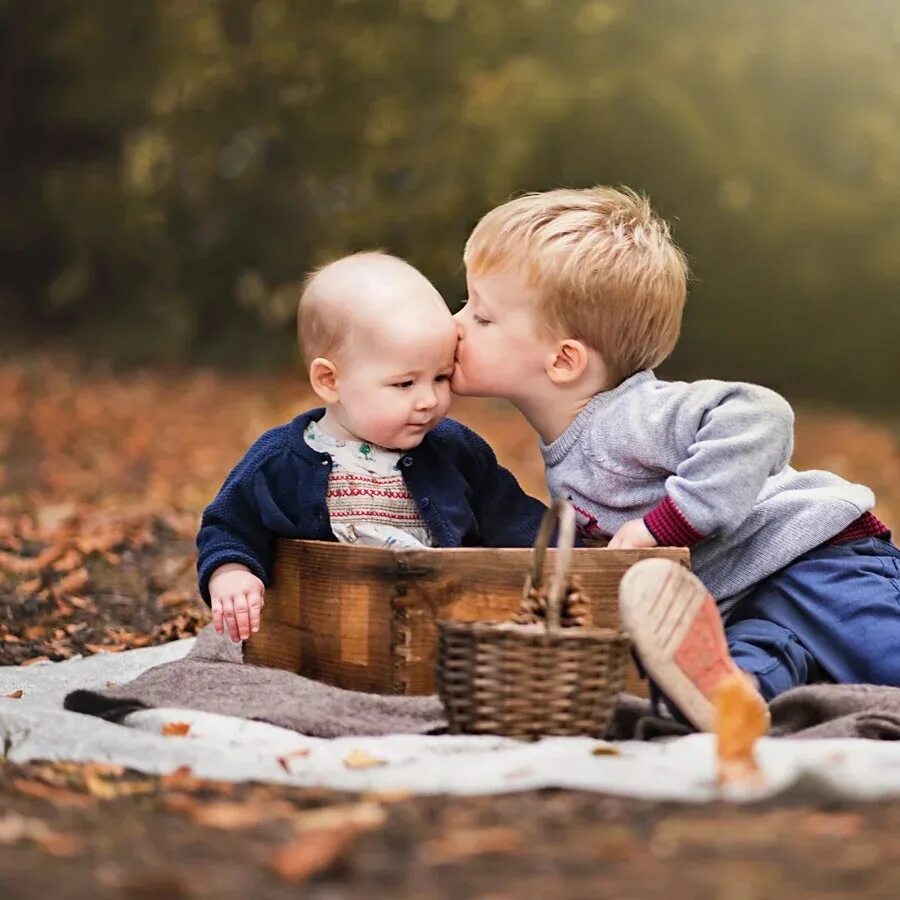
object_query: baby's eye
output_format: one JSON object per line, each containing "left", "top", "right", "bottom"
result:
{"left": 472, "top": 314, "right": 491, "bottom": 326}
{"left": 435, "top": 374, "right": 451, "bottom": 382}
{"left": 393, "top": 380, "right": 414, "bottom": 389}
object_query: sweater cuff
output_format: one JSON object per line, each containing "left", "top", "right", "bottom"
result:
{"left": 644, "top": 496, "right": 705, "bottom": 547}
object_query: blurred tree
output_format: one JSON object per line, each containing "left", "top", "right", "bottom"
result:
{"left": 1, "top": 0, "right": 898, "bottom": 407}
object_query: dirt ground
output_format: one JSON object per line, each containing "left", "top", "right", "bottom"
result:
{"left": 2, "top": 359, "right": 900, "bottom": 897}
{"left": 3, "top": 758, "right": 900, "bottom": 900}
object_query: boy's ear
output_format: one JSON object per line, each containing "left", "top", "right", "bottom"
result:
{"left": 309, "top": 357, "right": 339, "bottom": 403}
{"left": 546, "top": 339, "right": 589, "bottom": 385}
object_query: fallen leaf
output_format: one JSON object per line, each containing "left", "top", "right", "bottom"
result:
{"left": 270, "top": 826, "right": 360, "bottom": 883}
{"left": 85, "top": 643, "right": 128, "bottom": 654}
{"left": 715, "top": 673, "right": 769, "bottom": 786}
{"left": 82, "top": 768, "right": 152, "bottom": 801}
{"left": 5, "top": 689, "right": 23, "bottom": 699}
{"left": 591, "top": 743, "right": 621, "bottom": 756}
{"left": 20, "top": 656, "right": 50, "bottom": 667}
{"left": 424, "top": 827, "right": 523, "bottom": 863}
{"left": 292, "top": 802, "right": 386, "bottom": 833}
{"left": 0, "top": 813, "right": 81, "bottom": 857}
{"left": 277, "top": 747, "right": 311, "bottom": 772}
{"left": 156, "top": 589, "right": 193, "bottom": 608}
{"left": 51, "top": 549, "right": 83, "bottom": 574}
{"left": 191, "top": 800, "right": 296, "bottom": 830}
{"left": 55, "top": 566, "right": 90, "bottom": 596}
{"left": 11, "top": 779, "right": 95, "bottom": 808}
{"left": 362, "top": 789, "right": 412, "bottom": 804}
{"left": 803, "top": 812, "right": 864, "bottom": 839}
{"left": 105, "top": 681, "right": 118, "bottom": 689}
{"left": 162, "top": 721, "right": 191, "bottom": 737}
{"left": 343, "top": 749, "right": 387, "bottom": 770}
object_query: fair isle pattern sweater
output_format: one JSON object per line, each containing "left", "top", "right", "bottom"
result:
{"left": 541, "top": 370, "right": 881, "bottom": 602}
{"left": 304, "top": 420, "right": 434, "bottom": 549}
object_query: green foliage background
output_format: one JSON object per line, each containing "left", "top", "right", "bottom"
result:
{"left": 2, "top": 0, "right": 898, "bottom": 408}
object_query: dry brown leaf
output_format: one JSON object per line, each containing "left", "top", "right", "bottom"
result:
{"left": 423, "top": 827, "right": 523, "bottom": 863}
{"left": 715, "top": 673, "right": 769, "bottom": 786}
{"left": 362, "top": 789, "right": 412, "bottom": 805}
{"left": 105, "top": 680, "right": 118, "bottom": 689}
{"left": 803, "top": 812, "right": 864, "bottom": 839}
{"left": 162, "top": 721, "right": 191, "bottom": 737}
{"left": 191, "top": 800, "right": 296, "bottom": 830}
{"left": 11, "top": 778, "right": 95, "bottom": 808}
{"left": 51, "top": 549, "right": 83, "bottom": 574}
{"left": 292, "top": 802, "right": 386, "bottom": 833}
{"left": 277, "top": 747, "right": 311, "bottom": 773}
{"left": 0, "top": 813, "right": 81, "bottom": 857}
{"left": 156, "top": 589, "right": 193, "bottom": 608}
{"left": 20, "top": 655, "right": 50, "bottom": 667}
{"left": 82, "top": 770, "right": 153, "bottom": 801}
{"left": 55, "top": 566, "right": 90, "bottom": 596}
{"left": 163, "top": 793, "right": 199, "bottom": 815}
{"left": 85, "top": 643, "right": 128, "bottom": 654}
{"left": 270, "top": 826, "right": 361, "bottom": 883}
{"left": 18, "top": 578, "right": 42, "bottom": 594}
{"left": 5, "top": 689, "right": 23, "bottom": 699}
{"left": 343, "top": 749, "right": 387, "bottom": 770}
{"left": 591, "top": 743, "right": 621, "bottom": 756}
{"left": 67, "top": 595, "right": 95, "bottom": 610}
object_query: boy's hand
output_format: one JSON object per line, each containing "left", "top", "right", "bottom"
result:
{"left": 608, "top": 518, "right": 659, "bottom": 550}
{"left": 209, "top": 563, "right": 265, "bottom": 642}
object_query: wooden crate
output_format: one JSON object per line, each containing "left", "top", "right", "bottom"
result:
{"left": 243, "top": 539, "right": 691, "bottom": 697}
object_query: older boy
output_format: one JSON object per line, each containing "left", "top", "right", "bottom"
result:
{"left": 198, "top": 251, "right": 547, "bottom": 643}
{"left": 453, "top": 186, "right": 900, "bottom": 731}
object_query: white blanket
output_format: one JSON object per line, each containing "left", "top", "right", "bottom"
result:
{"left": 3, "top": 640, "right": 900, "bottom": 803}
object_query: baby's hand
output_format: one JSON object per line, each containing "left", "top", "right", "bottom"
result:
{"left": 608, "top": 518, "right": 659, "bottom": 550}
{"left": 209, "top": 563, "right": 265, "bottom": 642}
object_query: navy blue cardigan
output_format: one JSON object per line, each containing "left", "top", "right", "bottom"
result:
{"left": 196, "top": 409, "right": 548, "bottom": 604}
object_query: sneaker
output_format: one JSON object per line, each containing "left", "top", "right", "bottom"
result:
{"left": 618, "top": 558, "right": 766, "bottom": 732}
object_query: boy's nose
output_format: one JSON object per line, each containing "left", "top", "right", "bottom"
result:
{"left": 452, "top": 311, "right": 465, "bottom": 339}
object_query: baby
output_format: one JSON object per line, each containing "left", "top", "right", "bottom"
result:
{"left": 197, "top": 251, "right": 547, "bottom": 642}
{"left": 452, "top": 186, "right": 900, "bottom": 731}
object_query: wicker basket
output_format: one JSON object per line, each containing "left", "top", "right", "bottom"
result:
{"left": 436, "top": 499, "right": 631, "bottom": 739}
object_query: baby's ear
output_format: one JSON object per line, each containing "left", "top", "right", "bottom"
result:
{"left": 309, "top": 357, "right": 339, "bottom": 403}
{"left": 546, "top": 339, "right": 589, "bottom": 385}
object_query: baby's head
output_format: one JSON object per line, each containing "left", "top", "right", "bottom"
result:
{"left": 453, "top": 186, "right": 689, "bottom": 401}
{"left": 298, "top": 251, "right": 456, "bottom": 450}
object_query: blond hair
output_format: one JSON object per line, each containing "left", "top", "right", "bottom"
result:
{"left": 296, "top": 250, "right": 393, "bottom": 365}
{"left": 464, "top": 186, "right": 689, "bottom": 383}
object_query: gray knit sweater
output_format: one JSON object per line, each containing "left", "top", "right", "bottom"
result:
{"left": 540, "top": 370, "right": 875, "bottom": 602}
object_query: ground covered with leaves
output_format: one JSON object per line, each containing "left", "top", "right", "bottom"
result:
{"left": 2, "top": 358, "right": 899, "bottom": 896}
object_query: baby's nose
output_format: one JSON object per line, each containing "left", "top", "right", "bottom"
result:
{"left": 418, "top": 387, "right": 438, "bottom": 409}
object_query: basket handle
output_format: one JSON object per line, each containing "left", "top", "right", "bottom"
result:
{"left": 526, "top": 498, "right": 576, "bottom": 631}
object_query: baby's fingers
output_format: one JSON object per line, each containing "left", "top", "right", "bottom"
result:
{"left": 232, "top": 592, "right": 252, "bottom": 641}
{"left": 247, "top": 591, "right": 264, "bottom": 634}
{"left": 220, "top": 597, "right": 241, "bottom": 642}
{"left": 211, "top": 597, "right": 224, "bottom": 634}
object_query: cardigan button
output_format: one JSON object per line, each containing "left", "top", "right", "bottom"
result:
{"left": 420, "top": 497, "right": 431, "bottom": 509}
{"left": 321, "top": 459, "right": 330, "bottom": 466}
{"left": 401, "top": 456, "right": 413, "bottom": 467}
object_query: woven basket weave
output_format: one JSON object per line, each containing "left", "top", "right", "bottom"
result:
{"left": 436, "top": 499, "right": 631, "bottom": 739}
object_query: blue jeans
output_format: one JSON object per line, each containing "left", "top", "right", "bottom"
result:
{"left": 724, "top": 536, "right": 900, "bottom": 701}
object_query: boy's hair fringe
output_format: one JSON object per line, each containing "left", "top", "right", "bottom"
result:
{"left": 464, "top": 186, "right": 689, "bottom": 383}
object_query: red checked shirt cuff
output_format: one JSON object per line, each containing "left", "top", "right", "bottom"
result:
{"left": 644, "top": 496, "right": 706, "bottom": 547}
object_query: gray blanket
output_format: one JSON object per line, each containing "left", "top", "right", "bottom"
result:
{"left": 64, "top": 625, "right": 900, "bottom": 741}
